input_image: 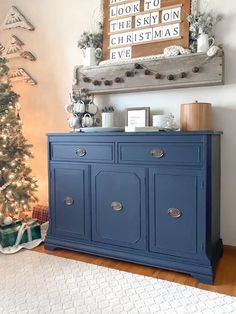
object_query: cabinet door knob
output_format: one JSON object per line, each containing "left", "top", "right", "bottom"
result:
{"left": 76, "top": 148, "right": 86, "bottom": 157}
{"left": 111, "top": 201, "right": 123, "bottom": 211}
{"left": 168, "top": 208, "right": 182, "bottom": 218}
{"left": 64, "top": 196, "right": 74, "bottom": 206}
{"left": 150, "top": 149, "right": 165, "bottom": 159}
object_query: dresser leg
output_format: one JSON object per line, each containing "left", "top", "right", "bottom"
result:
{"left": 191, "top": 272, "right": 214, "bottom": 285}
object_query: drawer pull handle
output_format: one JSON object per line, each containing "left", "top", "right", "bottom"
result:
{"left": 64, "top": 197, "right": 74, "bottom": 206}
{"left": 76, "top": 148, "right": 86, "bottom": 157}
{"left": 150, "top": 149, "right": 165, "bottom": 159}
{"left": 111, "top": 201, "right": 123, "bottom": 211}
{"left": 168, "top": 208, "right": 182, "bottom": 219}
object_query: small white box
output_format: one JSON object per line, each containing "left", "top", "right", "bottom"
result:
{"left": 125, "top": 126, "right": 160, "bottom": 132}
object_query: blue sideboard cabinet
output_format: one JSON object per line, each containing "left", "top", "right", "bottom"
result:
{"left": 45, "top": 132, "right": 223, "bottom": 284}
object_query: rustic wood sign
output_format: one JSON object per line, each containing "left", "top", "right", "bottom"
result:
{"left": 102, "top": 0, "right": 191, "bottom": 61}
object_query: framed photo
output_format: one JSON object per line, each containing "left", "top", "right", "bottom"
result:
{"left": 126, "top": 107, "right": 150, "bottom": 127}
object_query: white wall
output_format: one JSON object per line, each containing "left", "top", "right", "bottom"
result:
{"left": 0, "top": 0, "right": 236, "bottom": 245}
{"left": 0, "top": 0, "right": 101, "bottom": 204}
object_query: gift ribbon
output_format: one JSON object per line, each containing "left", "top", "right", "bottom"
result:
{"left": 14, "top": 223, "right": 32, "bottom": 247}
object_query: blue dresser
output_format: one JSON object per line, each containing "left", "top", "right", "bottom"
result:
{"left": 45, "top": 132, "right": 223, "bottom": 284}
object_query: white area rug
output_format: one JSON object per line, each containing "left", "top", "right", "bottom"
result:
{"left": 0, "top": 251, "right": 236, "bottom": 314}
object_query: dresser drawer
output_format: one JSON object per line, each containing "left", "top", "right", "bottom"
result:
{"left": 50, "top": 142, "right": 114, "bottom": 163}
{"left": 118, "top": 143, "right": 202, "bottom": 165}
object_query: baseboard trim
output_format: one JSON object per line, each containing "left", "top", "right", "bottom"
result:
{"left": 224, "top": 245, "right": 236, "bottom": 251}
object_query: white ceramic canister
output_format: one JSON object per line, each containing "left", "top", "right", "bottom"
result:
{"left": 102, "top": 112, "right": 114, "bottom": 128}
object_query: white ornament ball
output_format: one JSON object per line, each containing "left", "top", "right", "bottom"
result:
{"left": 4, "top": 216, "right": 13, "bottom": 225}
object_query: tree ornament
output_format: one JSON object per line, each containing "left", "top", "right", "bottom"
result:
{"left": 0, "top": 211, "right": 4, "bottom": 224}
{"left": 3, "top": 216, "right": 13, "bottom": 225}
{"left": 0, "top": 181, "right": 12, "bottom": 192}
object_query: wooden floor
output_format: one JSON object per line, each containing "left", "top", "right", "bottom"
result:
{"left": 34, "top": 245, "right": 236, "bottom": 297}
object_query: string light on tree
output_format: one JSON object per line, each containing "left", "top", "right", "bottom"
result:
{"left": 0, "top": 55, "right": 38, "bottom": 219}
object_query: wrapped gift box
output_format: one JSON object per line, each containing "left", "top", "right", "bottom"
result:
{"left": 0, "top": 219, "right": 21, "bottom": 230}
{"left": 32, "top": 205, "right": 49, "bottom": 224}
{"left": 0, "top": 219, "right": 41, "bottom": 248}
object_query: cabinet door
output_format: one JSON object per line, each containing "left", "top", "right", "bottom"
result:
{"left": 91, "top": 165, "right": 146, "bottom": 250}
{"left": 149, "top": 168, "right": 203, "bottom": 259}
{"left": 50, "top": 163, "right": 89, "bottom": 240}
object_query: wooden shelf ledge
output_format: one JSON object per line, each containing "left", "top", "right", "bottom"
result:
{"left": 73, "top": 53, "right": 224, "bottom": 95}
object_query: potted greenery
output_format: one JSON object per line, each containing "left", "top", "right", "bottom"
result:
{"left": 101, "top": 106, "right": 114, "bottom": 128}
{"left": 187, "top": 10, "right": 223, "bottom": 52}
{"left": 78, "top": 22, "right": 103, "bottom": 66}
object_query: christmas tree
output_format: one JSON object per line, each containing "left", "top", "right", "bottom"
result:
{"left": 0, "top": 56, "right": 38, "bottom": 219}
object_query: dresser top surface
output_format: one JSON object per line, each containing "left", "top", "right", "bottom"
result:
{"left": 48, "top": 131, "right": 223, "bottom": 137}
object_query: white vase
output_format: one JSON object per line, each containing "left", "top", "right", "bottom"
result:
{"left": 197, "top": 33, "right": 215, "bottom": 53}
{"left": 102, "top": 112, "right": 114, "bottom": 128}
{"left": 82, "top": 47, "right": 97, "bottom": 67}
